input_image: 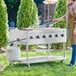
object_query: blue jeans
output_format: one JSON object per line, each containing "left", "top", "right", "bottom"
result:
{"left": 70, "top": 45, "right": 76, "bottom": 65}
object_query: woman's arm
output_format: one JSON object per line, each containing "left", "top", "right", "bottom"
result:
{"left": 52, "top": 14, "right": 66, "bottom": 24}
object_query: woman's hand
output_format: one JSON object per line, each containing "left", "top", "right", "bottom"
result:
{"left": 73, "top": 26, "right": 76, "bottom": 35}
{"left": 52, "top": 19, "right": 59, "bottom": 24}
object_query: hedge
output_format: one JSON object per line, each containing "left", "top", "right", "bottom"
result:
{"left": 17, "top": 0, "right": 39, "bottom": 28}
{"left": 0, "top": 0, "right": 8, "bottom": 47}
{"left": 54, "top": 0, "right": 66, "bottom": 28}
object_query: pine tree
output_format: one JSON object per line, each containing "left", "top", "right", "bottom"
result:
{"left": 17, "top": 0, "right": 39, "bottom": 28}
{"left": 0, "top": 0, "right": 8, "bottom": 50}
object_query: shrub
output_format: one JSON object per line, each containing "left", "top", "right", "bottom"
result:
{"left": 54, "top": 0, "right": 66, "bottom": 28}
{"left": 53, "top": 0, "right": 66, "bottom": 49}
{"left": 17, "top": 0, "right": 39, "bottom": 28}
{"left": 0, "top": 0, "right": 8, "bottom": 47}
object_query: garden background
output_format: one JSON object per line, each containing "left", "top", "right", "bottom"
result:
{"left": 0, "top": 0, "right": 76, "bottom": 76}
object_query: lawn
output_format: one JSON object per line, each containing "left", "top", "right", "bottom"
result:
{"left": 0, "top": 50, "right": 76, "bottom": 76}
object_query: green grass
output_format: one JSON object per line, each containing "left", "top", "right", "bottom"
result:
{"left": 0, "top": 50, "right": 76, "bottom": 76}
